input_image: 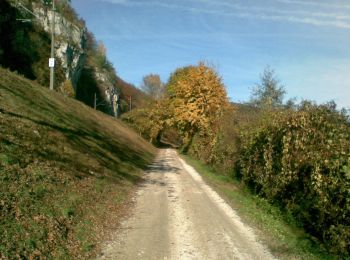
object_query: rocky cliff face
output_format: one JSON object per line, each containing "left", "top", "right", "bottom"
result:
{"left": 7, "top": 0, "right": 137, "bottom": 117}
{"left": 32, "top": 2, "right": 121, "bottom": 114}
{"left": 94, "top": 68, "right": 121, "bottom": 117}
{"left": 31, "top": 2, "right": 86, "bottom": 90}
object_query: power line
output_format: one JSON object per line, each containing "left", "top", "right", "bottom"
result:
{"left": 17, "top": 2, "right": 40, "bottom": 19}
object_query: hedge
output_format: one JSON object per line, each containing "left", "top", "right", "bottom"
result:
{"left": 237, "top": 106, "right": 350, "bottom": 255}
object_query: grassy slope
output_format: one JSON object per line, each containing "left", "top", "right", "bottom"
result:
{"left": 181, "top": 155, "right": 337, "bottom": 260}
{"left": 0, "top": 68, "right": 156, "bottom": 259}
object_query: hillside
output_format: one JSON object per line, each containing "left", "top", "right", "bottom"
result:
{"left": 0, "top": 0, "right": 149, "bottom": 117}
{"left": 0, "top": 68, "right": 156, "bottom": 258}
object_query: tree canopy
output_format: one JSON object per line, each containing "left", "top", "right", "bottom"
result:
{"left": 166, "top": 62, "right": 229, "bottom": 140}
{"left": 141, "top": 74, "right": 164, "bottom": 99}
{"left": 250, "top": 66, "right": 285, "bottom": 109}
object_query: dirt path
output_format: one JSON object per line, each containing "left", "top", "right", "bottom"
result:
{"left": 97, "top": 149, "right": 275, "bottom": 260}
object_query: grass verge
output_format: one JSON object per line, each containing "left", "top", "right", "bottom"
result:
{"left": 181, "top": 154, "right": 338, "bottom": 260}
{"left": 0, "top": 68, "right": 156, "bottom": 259}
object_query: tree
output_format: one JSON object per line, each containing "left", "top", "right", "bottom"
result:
{"left": 141, "top": 74, "right": 164, "bottom": 99}
{"left": 285, "top": 97, "right": 297, "bottom": 110}
{"left": 166, "top": 62, "right": 229, "bottom": 150}
{"left": 95, "top": 41, "right": 109, "bottom": 69}
{"left": 250, "top": 66, "right": 286, "bottom": 109}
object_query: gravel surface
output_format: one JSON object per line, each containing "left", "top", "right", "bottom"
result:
{"left": 97, "top": 149, "right": 275, "bottom": 260}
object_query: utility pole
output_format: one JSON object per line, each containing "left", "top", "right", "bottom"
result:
{"left": 17, "top": 0, "right": 56, "bottom": 90}
{"left": 116, "top": 94, "right": 121, "bottom": 118}
{"left": 94, "top": 93, "right": 97, "bottom": 110}
{"left": 49, "top": 0, "right": 55, "bottom": 90}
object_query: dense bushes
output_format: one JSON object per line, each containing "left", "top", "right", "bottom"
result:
{"left": 236, "top": 105, "right": 350, "bottom": 255}
{"left": 122, "top": 108, "right": 154, "bottom": 141}
{"left": 164, "top": 64, "right": 350, "bottom": 255}
{"left": 188, "top": 109, "right": 238, "bottom": 172}
{"left": 187, "top": 103, "right": 350, "bottom": 255}
{"left": 188, "top": 104, "right": 261, "bottom": 174}
{"left": 122, "top": 100, "right": 172, "bottom": 145}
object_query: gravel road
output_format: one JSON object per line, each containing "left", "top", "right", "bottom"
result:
{"left": 98, "top": 149, "right": 275, "bottom": 260}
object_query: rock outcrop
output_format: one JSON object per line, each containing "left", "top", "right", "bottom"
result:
{"left": 6, "top": 0, "right": 141, "bottom": 117}
{"left": 31, "top": 2, "right": 86, "bottom": 91}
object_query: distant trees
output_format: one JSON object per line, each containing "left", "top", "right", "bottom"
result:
{"left": 141, "top": 74, "right": 164, "bottom": 99}
{"left": 123, "top": 62, "right": 229, "bottom": 148}
{"left": 94, "top": 41, "right": 114, "bottom": 70}
{"left": 250, "top": 66, "right": 286, "bottom": 109}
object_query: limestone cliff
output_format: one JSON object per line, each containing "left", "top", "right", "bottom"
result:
{"left": 4, "top": 0, "right": 143, "bottom": 117}
{"left": 21, "top": 1, "right": 87, "bottom": 91}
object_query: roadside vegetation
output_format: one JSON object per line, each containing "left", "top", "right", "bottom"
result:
{"left": 0, "top": 68, "right": 156, "bottom": 258}
{"left": 1, "top": 0, "right": 349, "bottom": 257}
{"left": 124, "top": 64, "right": 350, "bottom": 257}
{"left": 235, "top": 104, "right": 350, "bottom": 256}
{"left": 181, "top": 155, "right": 335, "bottom": 259}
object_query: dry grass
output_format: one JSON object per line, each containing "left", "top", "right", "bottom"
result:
{"left": 0, "top": 68, "right": 156, "bottom": 258}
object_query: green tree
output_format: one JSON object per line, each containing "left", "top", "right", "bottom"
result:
{"left": 250, "top": 66, "right": 286, "bottom": 109}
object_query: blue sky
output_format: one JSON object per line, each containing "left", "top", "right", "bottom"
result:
{"left": 71, "top": 0, "right": 350, "bottom": 108}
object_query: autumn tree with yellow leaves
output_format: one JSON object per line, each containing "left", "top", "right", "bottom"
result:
{"left": 166, "top": 62, "right": 229, "bottom": 150}
{"left": 122, "top": 62, "right": 229, "bottom": 149}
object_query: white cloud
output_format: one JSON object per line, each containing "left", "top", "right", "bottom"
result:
{"left": 100, "top": 0, "right": 129, "bottom": 4}
{"left": 196, "top": 0, "right": 350, "bottom": 26}
{"left": 96, "top": 0, "right": 350, "bottom": 29}
{"left": 276, "top": 0, "right": 350, "bottom": 9}
{"left": 239, "top": 13, "right": 350, "bottom": 29}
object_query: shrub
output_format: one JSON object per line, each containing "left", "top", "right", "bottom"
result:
{"left": 188, "top": 104, "right": 259, "bottom": 175}
{"left": 58, "top": 79, "right": 75, "bottom": 98}
{"left": 237, "top": 105, "right": 350, "bottom": 255}
{"left": 188, "top": 116, "right": 237, "bottom": 172}
{"left": 121, "top": 108, "right": 153, "bottom": 141}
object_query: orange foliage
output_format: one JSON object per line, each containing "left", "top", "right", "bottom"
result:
{"left": 167, "top": 62, "right": 229, "bottom": 138}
